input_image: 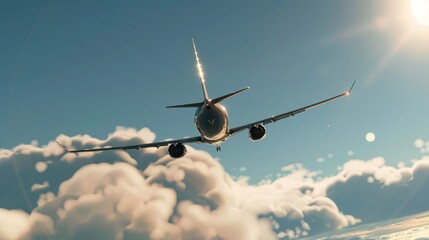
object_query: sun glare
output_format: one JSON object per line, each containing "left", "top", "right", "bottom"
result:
{"left": 411, "top": 0, "right": 429, "bottom": 27}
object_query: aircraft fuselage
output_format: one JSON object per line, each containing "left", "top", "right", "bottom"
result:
{"left": 194, "top": 102, "right": 229, "bottom": 145}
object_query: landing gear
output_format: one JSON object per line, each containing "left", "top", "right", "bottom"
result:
{"left": 216, "top": 146, "right": 222, "bottom": 152}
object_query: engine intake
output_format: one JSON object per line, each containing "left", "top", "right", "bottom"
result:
{"left": 249, "top": 124, "right": 266, "bottom": 141}
{"left": 168, "top": 143, "right": 187, "bottom": 158}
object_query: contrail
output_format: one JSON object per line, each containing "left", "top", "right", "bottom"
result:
{"left": 9, "top": 0, "right": 56, "bottom": 214}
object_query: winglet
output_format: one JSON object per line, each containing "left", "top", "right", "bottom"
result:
{"left": 56, "top": 140, "right": 70, "bottom": 153}
{"left": 346, "top": 80, "right": 356, "bottom": 96}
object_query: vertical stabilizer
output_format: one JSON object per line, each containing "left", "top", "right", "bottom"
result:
{"left": 192, "top": 39, "right": 210, "bottom": 102}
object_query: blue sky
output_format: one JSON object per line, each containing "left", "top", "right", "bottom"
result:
{"left": 2, "top": 0, "right": 429, "bottom": 182}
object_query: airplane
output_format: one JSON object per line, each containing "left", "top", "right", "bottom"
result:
{"left": 57, "top": 39, "right": 355, "bottom": 158}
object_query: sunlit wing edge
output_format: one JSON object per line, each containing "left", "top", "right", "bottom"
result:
{"left": 56, "top": 136, "right": 202, "bottom": 153}
{"left": 229, "top": 81, "right": 355, "bottom": 135}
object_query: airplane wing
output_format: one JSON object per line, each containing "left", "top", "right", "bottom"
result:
{"left": 229, "top": 81, "right": 355, "bottom": 135}
{"left": 56, "top": 136, "right": 202, "bottom": 153}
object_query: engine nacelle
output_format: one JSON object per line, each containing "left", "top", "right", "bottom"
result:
{"left": 168, "top": 143, "right": 187, "bottom": 158}
{"left": 249, "top": 124, "right": 266, "bottom": 142}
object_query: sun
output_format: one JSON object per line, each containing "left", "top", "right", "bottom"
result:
{"left": 411, "top": 0, "right": 429, "bottom": 27}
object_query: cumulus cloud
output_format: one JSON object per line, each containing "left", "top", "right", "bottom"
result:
{"left": 318, "top": 156, "right": 429, "bottom": 223}
{"left": 0, "top": 127, "right": 275, "bottom": 239}
{"left": 0, "top": 209, "right": 30, "bottom": 240}
{"left": 0, "top": 209, "right": 53, "bottom": 240}
{"left": 1, "top": 127, "right": 429, "bottom": 239}
{"left": 2, "top": 159, "right": 274, "bottom": 239}
{"left": 0, "top": 126, "right": 162, "bottom": 211}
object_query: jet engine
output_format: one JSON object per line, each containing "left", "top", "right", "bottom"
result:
{"left": 168, "top": 143, "right": 187, "bottom": 158}
{"left": 249, "top": 124, "right": 266, "bottom": 141}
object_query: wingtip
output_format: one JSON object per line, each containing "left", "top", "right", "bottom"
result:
{"left": 346, "top": 80, "right": 356, "bottom": 95}
{"left": 241, "top": 86, "right": 250, "bottom": 91}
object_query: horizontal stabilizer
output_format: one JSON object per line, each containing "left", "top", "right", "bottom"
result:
{"left": 211, "top": 87, "right": 250, "bottom": 104}
{"left": 166, "top": 101, "right": 203, "bottom": 108}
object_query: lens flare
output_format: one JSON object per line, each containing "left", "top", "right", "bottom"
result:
{"left": 366, "top": 132, "right": 376, "bottom": 142}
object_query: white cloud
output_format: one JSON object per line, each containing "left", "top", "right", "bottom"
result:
{"left": 0, "top": 209, "right": 30, "bottom": 240}
{"left": 44, "top": 159, "right": 274, "bottom": 240}
{"left": 0, "top": 126, "right": 164, "bottom": 211}
{"left": 0, "top": 209, "right": 54, "bottom": 240}
{"left": 317, "top": 156, "right": 429, "bottom": 223}
{"left": 31, "top": 182, "right": 50, "bottom": 192}
{"left": 1, "top": 127, "right": 429, "bottom": 239}
{"left": 35, "top": 162, "right": 48, "bottom": 173}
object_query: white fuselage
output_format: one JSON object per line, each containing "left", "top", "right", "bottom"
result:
{"left": 194, "top": 102, "right": 230, "bottom": 145}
